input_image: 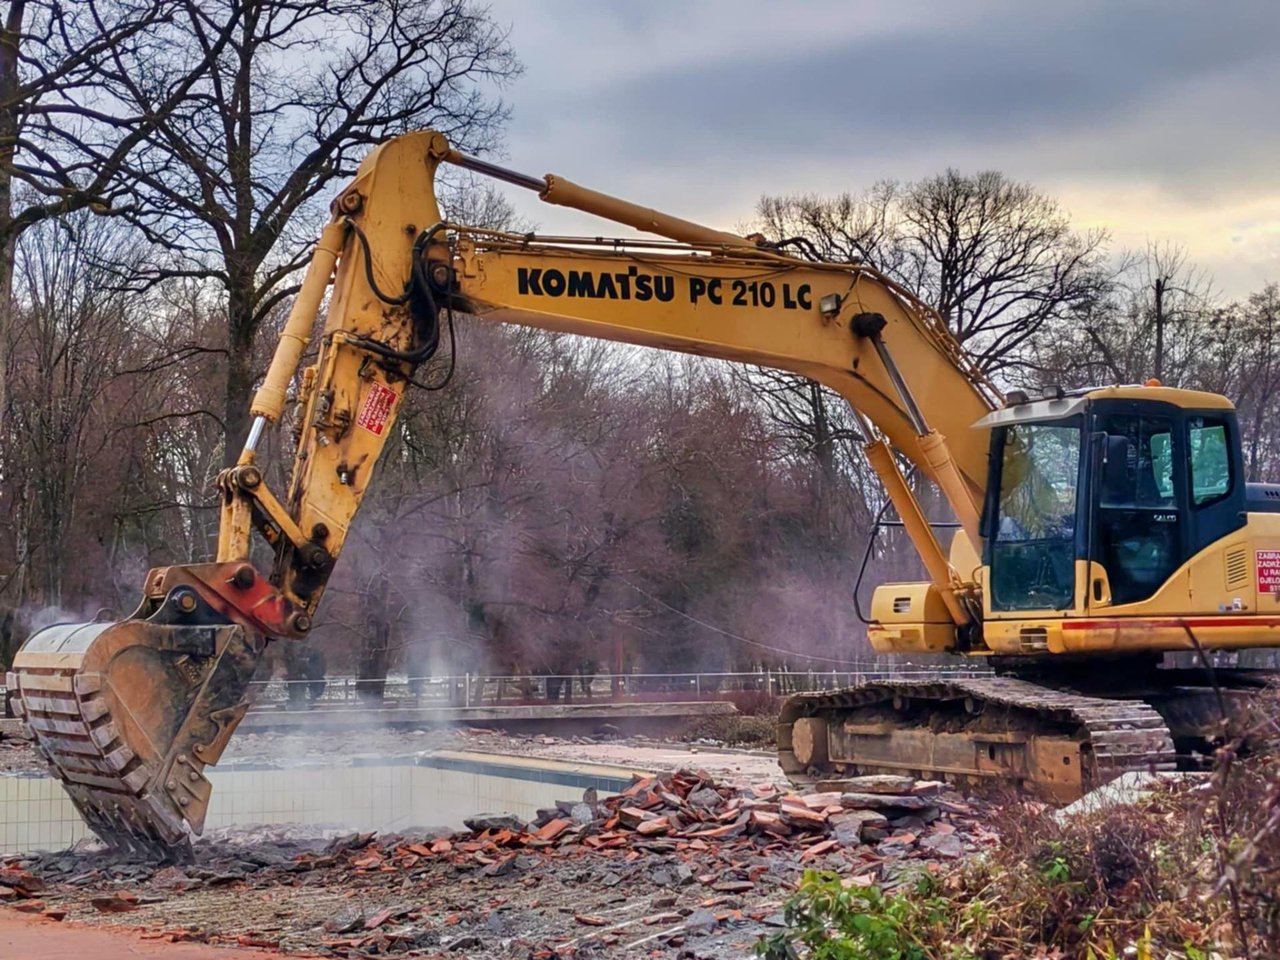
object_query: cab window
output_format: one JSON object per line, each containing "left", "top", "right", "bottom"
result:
{"left": 989, "top": 421, "right": 1081, "bottom": 611}
{"left": 1099, "top": 415, "right": 1174, "bottom": 508}
{"left": 1188, "top": 416, "right": 1230, "bottom": 505}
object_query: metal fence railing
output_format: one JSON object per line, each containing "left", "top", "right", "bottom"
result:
{"left": 241, "top": 665, "right": 992, "bottom": 712}
{"left": 2, "top": 665, "right": 992, "bottom": 718}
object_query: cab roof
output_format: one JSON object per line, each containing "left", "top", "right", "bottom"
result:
{"left": 972, "top": 383, "right": 1234, "bottom": 430}
{"left": 1082, "top": 384, "right": 1234, "bottom": 409}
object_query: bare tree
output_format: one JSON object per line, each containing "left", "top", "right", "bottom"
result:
{"left": 95, "top": 0, "right": 521, "bottom": 462}
{"left": 3, "top": 211, "right": 153, "bottom": 604}
{"left": 1126, "top": 242, "right": 1217, "bottom": 387}
{"left": 755, "top": 184, "right": 902, "bottom": 272}
{"left": 1028, "top": 243, "right": 1220, "bottom": 392}
{"left": 894, "top": 170, "right": 1108, "bottom": 374}
{"left": 107, "top": 282, "right": 232, "bottom": 581}
{"left": 0, "top": 1, "right": 236, "bottom": 420}
{"left": 756, "top": 172, "right": 1109, "bottom": 378}
{"left": 727, "top": 365, "right": 874, "bottom": 541}
{"left": 1200, "top": 283, "right": 1280, "bottom": 482}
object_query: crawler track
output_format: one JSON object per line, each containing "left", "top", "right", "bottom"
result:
{"left": 778, "top": 676, "right": 1178, "bottom": 799}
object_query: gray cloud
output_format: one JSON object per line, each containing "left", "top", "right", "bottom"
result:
{"left": 481, "top": 1, "right": 1280, "bottom": 296}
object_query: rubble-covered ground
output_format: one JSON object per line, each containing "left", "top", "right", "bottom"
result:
{"left": 1, "top": 769, "right": 996, "bottom": 959}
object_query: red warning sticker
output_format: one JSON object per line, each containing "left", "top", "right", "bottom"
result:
{"left": 1258, "top": 549, "right": 1280, "bottom": 593}
{"left": 355, "top": 382, "right": 397, "bottom": 436}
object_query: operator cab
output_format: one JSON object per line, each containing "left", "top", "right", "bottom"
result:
{"left": 977, "top": 385, "right": 1245, "bottom": 614}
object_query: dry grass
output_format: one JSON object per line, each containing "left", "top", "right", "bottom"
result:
{"left": 683, "top": 708, "right": 779, "bottom": 747}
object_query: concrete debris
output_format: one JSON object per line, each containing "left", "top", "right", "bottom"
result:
{"left": 0, "top": 865, "right": 44, "bottom": 899}
{"left": 830, "top": 809, "right": 889, "bottom": 846}
{"left": 463, "top": 813, "right": 527, "bottom": 833}
{"left": 918, "top": 832, "right": 965, "bottom": 859}
{"left": 1055, "top": 770, "right": 1210, "bottom": 821}
{"left": 815, "top": 774, "right": 916, "bottom": 794}
{"left": 838, "top": 791, "right": 938, "bottom": 812}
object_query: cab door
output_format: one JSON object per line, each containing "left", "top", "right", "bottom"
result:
{"left": 1090, "top": 410, "right": 1184, "bottom": 607}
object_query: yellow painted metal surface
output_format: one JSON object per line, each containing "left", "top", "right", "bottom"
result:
{"left": 1081, "top": 384, "right": 1234, "bottom": 410}
{"left": 246, "top": 129, "right": 1003, "bottom": 620}
{"left": 18, "top": 126, "right": 1280, "bottom": 853}
{"left": 251, "top": 220, "right": 348, "bottom": 424}
{"left": 866, "top": 582, "right": 957, "bottom": 653}
{"left": 276, "top": 132, "right": 451, "bottom": 616}
{"left": 236, "top": 127, "right": 1280, "bottom": 655}
{"left": 968, "top": 514, "right": 1280, "bottom": 655}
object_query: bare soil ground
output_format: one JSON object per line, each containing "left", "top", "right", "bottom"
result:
{"left": 0, "top": 910, "right": 275, "bottom": 960}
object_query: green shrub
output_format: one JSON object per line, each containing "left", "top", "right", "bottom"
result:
{"left": 756, "top": 871, "right": 979, "bottom": 960}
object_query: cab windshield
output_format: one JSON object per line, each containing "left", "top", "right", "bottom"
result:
{"left": 990, "top": 420, "right": 1081, "bottom": 611}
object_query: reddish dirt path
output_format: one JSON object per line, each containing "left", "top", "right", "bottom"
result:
{"left": 0, "top": 909, "right": 276, "bottom": 958}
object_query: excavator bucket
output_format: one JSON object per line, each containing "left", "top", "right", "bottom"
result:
{"left": 7, "top": 603, "right": 267, "bottom": 858}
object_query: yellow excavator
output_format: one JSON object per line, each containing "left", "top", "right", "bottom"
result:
{"left": 8, "top": 131, "right": 1279, "bottom": 856}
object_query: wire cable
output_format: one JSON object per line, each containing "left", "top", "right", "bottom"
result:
{"left": 853, "top": 496, "right": 896, "bottom": 626}
{"left": 407, "top": 231, "right": 459, "bottom": 391}
{"left": 409, "top": 303, "right": 458, "bottom": 391}
{"left": 341, "top": 221, "right": 462, "bottom": 390}
{"left": 615, "top": 574, "right": 883, "bottom": 668}
{"left": 346, "top": 218, "right": 411, "bottom": 306}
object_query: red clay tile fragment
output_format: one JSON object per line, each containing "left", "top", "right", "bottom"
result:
{"left": 90, "top": 893, "right": 139, "bottom": 913}
{"left": 538, "top": 818, "right": 572, "bottom": 841}
{"left": 636, "top": 817, "right": 670, "bottom": 836}
{"left": 801, "top": 838, "right": 840, "bottom": 861}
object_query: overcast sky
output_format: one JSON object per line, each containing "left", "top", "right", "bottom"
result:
{"left": 481, "top": 0, "right": 1279, "bottom": 299}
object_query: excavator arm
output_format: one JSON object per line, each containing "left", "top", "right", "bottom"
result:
{"left": 8, "top": 130, "right": 997, "bottom": 855}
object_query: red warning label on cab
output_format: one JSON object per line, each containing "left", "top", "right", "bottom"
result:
{"left": 1258, "top": 550, "right": 1280, "bottom": 592}
{"left": 356, "top": 382, "right": 397, "bottom": 436}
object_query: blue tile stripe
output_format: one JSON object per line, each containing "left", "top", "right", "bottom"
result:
{"left": 413, "top": 753, "right": 634, "bottom": 794}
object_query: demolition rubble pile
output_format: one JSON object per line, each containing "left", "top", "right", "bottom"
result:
{"left": 2, "top": 771, "right": 997, "bottom": 956}
{"left": 484, "top": 768, "right": 984, "bottom": 861}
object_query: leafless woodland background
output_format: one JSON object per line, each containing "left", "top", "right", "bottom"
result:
{"left": 1, "top": 2, "right": 1278, "bottom": 688}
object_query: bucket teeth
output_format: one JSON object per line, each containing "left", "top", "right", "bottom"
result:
{"left": 72, "top": 673, "right": 103, "bottom": 695}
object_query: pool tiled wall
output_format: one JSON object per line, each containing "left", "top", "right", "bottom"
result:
{"left": 0, "top": 751, "right": 637, "bottom": 854}
{"left": 0, "top": 776, "right": 88, "bottom": 852}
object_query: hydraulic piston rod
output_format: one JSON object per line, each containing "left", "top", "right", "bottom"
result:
{"left": 444, "top": 148, "right": 752, "bottom": 250}
{"left": 850, "top": 312, "right": 983, "bottom": 547}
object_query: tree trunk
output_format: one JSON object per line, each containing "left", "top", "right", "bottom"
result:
{"left": 357, "top": 578, "right": 393, "bottom": 705}
{"left": 0, "top": 3, "right": 24, "bottom": 424}
{"left": 0, "top": 234, "right": 12, "bottom": 425}
{"left": 12, "top": 478, "right": 29, "bottom": 605}
{"left": 223, "top": 282, "right": 256, "bottom": 468}
{"left": 0, "top": 608, "right": 16, "bottom": 676}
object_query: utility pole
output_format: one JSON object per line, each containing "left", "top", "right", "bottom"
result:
{"left": 1153, "top": 275, "right": 1166, "bottom": 382}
